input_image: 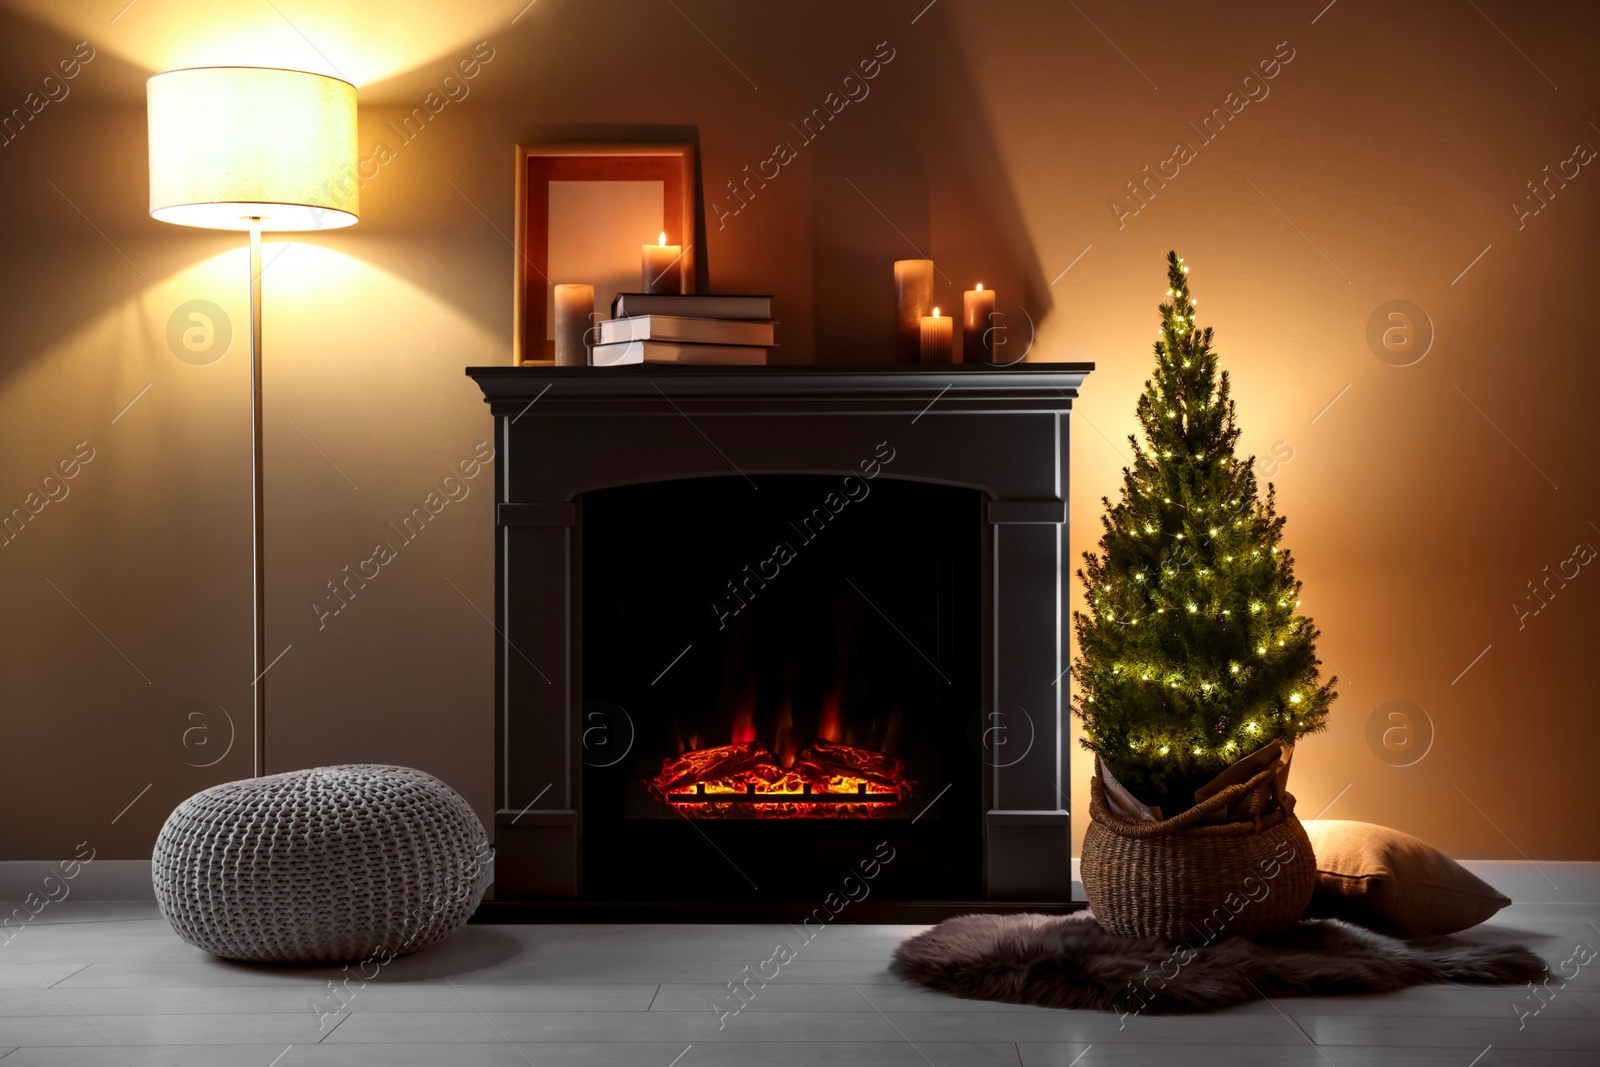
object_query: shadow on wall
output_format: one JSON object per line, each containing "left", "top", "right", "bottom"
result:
{"left": 346, "top": 0, "right": 1054, "bottom": 364}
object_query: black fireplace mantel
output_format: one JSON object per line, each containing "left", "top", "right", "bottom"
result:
{"left": 467, "top": 362, "right": 1093, "bottom": 908}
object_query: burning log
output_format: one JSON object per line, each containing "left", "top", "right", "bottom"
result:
{"left": 652, "top": 742, "right": 784, "bottom": 795}
{"left": 794, "top": 739, "right": 905, "bottom": 791}
{"left": 649, "top": 737, "right": 911, "bottom": 817}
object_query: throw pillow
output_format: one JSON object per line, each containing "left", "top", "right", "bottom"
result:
{"left": 1302, "top": 820, "right": 1511, "bottom": 936}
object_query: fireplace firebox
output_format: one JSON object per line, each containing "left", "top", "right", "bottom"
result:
{"left": 467, "top": 363, "right": 1092, "bottom": 912}
{"left": 581, "top": 473, "right": 981, "bottom": 900}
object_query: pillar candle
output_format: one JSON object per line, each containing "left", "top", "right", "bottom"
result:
{"left": 919, "top": 307, "right": 953, "bottom": 364}
{"left": 554, "top": 283, "right": 593, "bottom": 367}
{"left": 962, "top": 283, "right": 996, "bottom": 364}
{"left": 894, "top": 258, "right": 934, "bottom": 364}
{"left": 641, "top": 232, "right": 682, "bottom": 295}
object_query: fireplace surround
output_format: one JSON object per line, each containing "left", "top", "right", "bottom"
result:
{"left": 467, "top": 363, "right": 1093, "bottom": 912}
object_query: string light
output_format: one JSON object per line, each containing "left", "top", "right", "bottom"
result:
{"left": 1290, "top": 693, "right": 1303, "bottom": 704}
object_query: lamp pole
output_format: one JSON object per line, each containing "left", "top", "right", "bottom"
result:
{"left": 146, "top": 67, "right": 359, "bottom": 780}
{"left": 249, "top": 217, "right": 266, "bottom": 778}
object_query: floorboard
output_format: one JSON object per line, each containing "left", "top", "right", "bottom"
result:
{"left": 0, "top": 864, "right": 1595, "bottom": 1065}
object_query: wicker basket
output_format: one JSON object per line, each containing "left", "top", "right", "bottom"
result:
{"left": 1080, "top": 759, "right": 1317, "bottom": 940}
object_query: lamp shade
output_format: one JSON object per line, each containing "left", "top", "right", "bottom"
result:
{"left": 148, "top": 67, "right": 358, "bottom": 231}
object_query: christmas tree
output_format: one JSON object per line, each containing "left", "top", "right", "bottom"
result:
{"left": 1071, "top": 251, "right": 1336, "bottom": 816}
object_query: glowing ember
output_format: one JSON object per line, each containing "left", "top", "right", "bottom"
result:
{"left": 650, "top": 739, "right": 911, "bottom": 819}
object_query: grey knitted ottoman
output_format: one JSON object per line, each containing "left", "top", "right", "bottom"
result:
{"left": 153, "top": 765, "right": 491, "bottom": 963}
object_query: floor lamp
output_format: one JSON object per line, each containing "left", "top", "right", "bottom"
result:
{"left": 147, "top": 67, "right": 359, "bottom": 777}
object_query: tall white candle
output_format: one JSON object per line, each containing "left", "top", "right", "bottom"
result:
{"left": 962, "top": 283, "right": 996, "bottom": 364}
{"left": 894, "top": 259, "right": 934, "bottom": 364}
{"left": 554, "top": 283, "right": 593, "bottom": 367}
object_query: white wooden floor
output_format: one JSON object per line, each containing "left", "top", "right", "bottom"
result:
{"left": 1, "top": 864, "right": 1596, "bottom": 1066}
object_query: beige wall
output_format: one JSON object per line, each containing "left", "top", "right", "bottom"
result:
{"left": 1, "top": 0, "right": 1596, "bottom": 864}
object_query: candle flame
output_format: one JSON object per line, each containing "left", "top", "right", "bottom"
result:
{"left": 658, "top": 231, "right": 667, "bottom": 246}
{"left": 932, "top": 306, "right": 941, "bottom": 317}
{"left": 976, "top": 283, "right": 983, "bottom": 291}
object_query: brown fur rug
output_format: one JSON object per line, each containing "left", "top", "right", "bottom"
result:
{"left": 890, "top": 910, "right": 1545, "bottom": 1015}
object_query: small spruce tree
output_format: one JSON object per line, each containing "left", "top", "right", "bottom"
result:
{"left": 1071, "top": 251, "right": 1336, "bottom": 815}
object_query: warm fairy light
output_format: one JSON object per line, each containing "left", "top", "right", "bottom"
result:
{"left": 1290, "top": 693, "right": 1303, "bottom": 704}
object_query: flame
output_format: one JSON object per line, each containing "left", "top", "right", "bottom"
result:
{"left": 931, "top": 306, "right": 941, "bottom": 317}
{"left": 730, "top": 679, "right": 758, "bottom": 744}
{"left": 775, "top": 690, "right": 796, "bottom": 768}
{"left": 658, "top": 231, "right": 668, "bottom": 246}
{"left": 818, "top": 688, "right": 842, "bottom": 743}
{"left": 976, "top": 282, "right": 984, "bottom": 291}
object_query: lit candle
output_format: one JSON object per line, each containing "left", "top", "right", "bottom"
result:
{"left": 919, "top": 306, "right": 953, "bottom": 364}
{"left": 894, "top": 258, "right": 934, "bottom": 364}
{"left": 962, "top": 282, "right": 996, "bottom": 364}
{"left": 641, "top": 231, "right": 682, "bottom": 295}
{"left": 553, "top": 283, "right": 593, "bottom": 367}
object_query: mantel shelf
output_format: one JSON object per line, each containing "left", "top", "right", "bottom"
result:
{"left": 466, "top": 362, "right": 1094, "bottom": 415}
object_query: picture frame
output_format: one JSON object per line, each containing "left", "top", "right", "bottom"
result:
{"left": 513, "top": 144, "right": 699, "bottom": 365}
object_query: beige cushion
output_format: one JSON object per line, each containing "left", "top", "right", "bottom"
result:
{"left": 1302, "top": 820, "right": 1511, "bottom": 936}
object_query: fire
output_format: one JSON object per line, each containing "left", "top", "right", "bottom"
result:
{"left": 818, "top": 688, "right": 842, "bottom": 743}
{"left": 730, "top": 689, "right": 758, "bottom": 745}
{"left": 649, "top": 738, "right": 911, "bottom": 819}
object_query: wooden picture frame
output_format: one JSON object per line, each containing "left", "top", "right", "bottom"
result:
{"left": 513, "top": 144, "right": 698, "bottom": 365}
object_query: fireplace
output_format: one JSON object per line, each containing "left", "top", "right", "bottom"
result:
{"left": 467, "top": 363, "right": 1092, "bottom": 910}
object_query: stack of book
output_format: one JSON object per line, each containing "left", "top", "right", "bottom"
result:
{"left": 590, "top": 293, "right": 774, "bottom": 366}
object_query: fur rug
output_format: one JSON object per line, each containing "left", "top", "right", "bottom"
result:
{"left": 890, "top": 910, "right": 1545, "bottom": 1015}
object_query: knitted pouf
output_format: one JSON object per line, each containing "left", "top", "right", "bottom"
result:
{"left": 153, "top": 765, "right": 490, "bottom": 964}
